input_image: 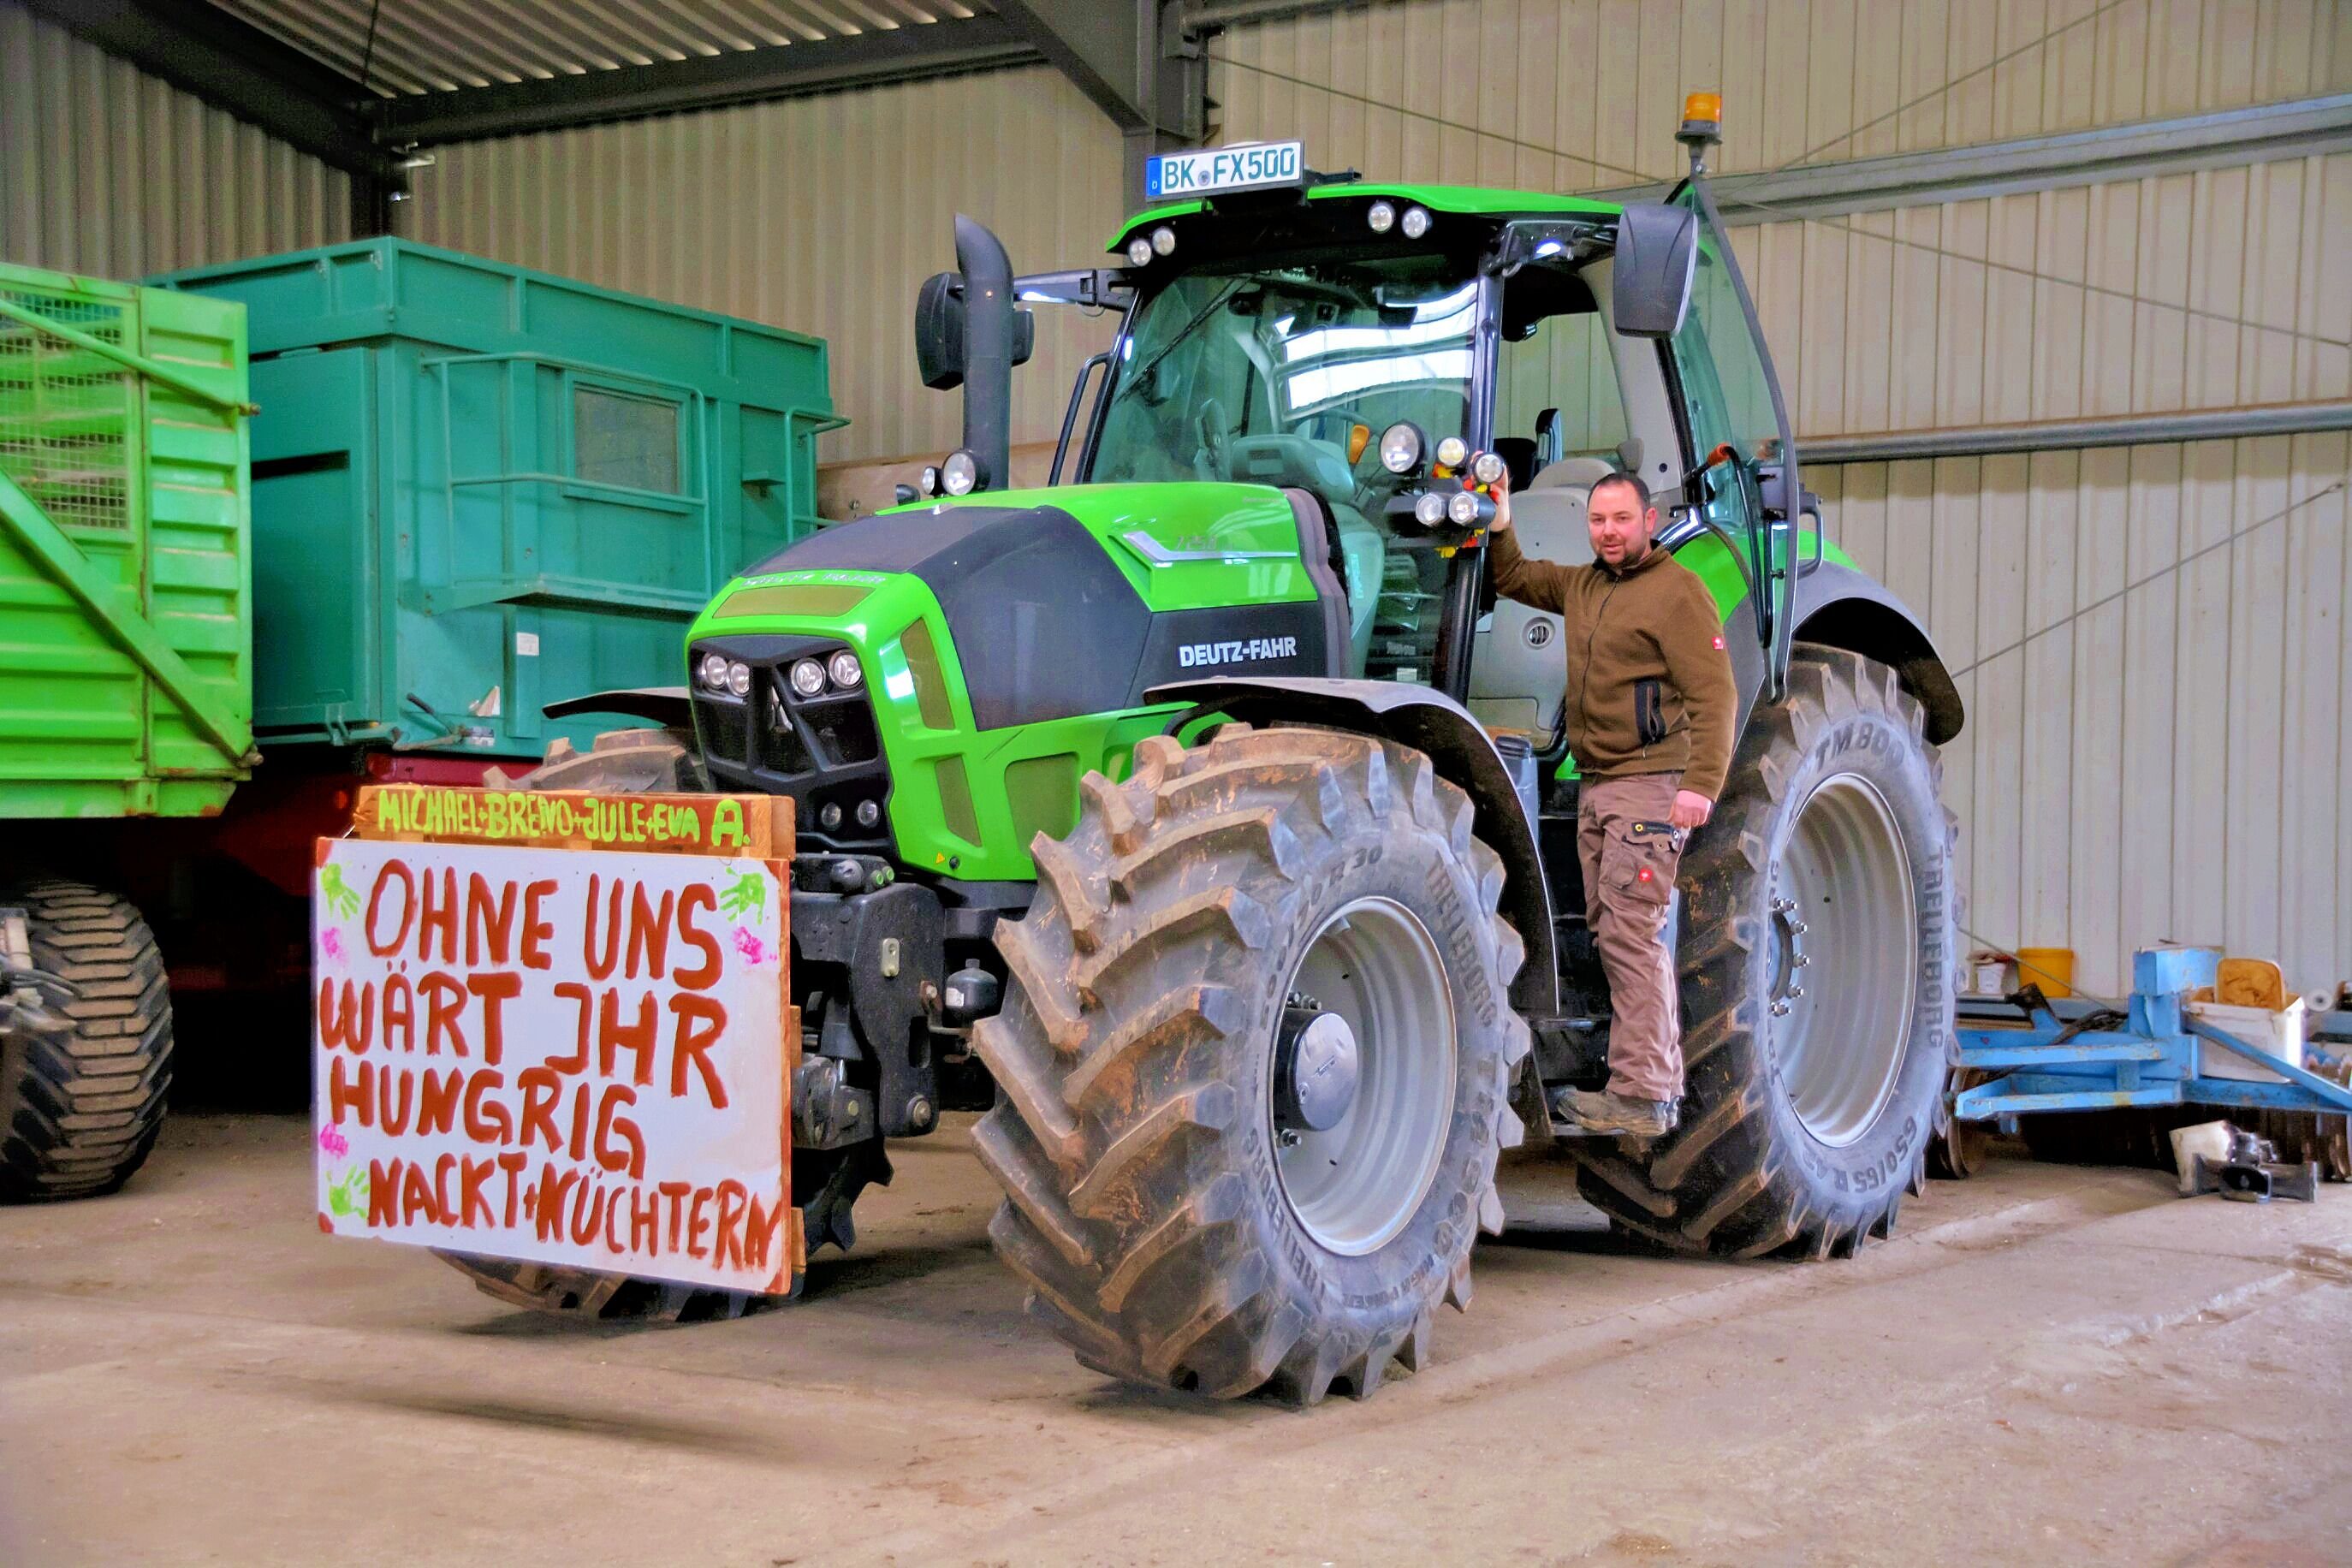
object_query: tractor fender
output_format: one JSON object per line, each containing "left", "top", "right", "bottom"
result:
{"left": 1789, "top": 566, "right": 1966, "bottom": 744}
{"left": 1146, "top": 675, "right": 1558, "bottom": 1016}
{"left": 542, "top": 687, "right": 695, "bottom": 729}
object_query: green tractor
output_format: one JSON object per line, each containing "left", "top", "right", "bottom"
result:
{"left": 456, "top": 104, "right": 1964, "bottom": 1403}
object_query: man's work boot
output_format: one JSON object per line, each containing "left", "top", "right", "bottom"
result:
{"left": 1554, "top": 1088, "right": 1678, "bottom": 1138}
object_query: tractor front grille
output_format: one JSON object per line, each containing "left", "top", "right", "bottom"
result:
{"left": 688, "top": 633, "right": 891, "bottom": 852}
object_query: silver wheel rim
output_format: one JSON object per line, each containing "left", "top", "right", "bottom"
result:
{"left": 1273, "top": 896, "right": 1457, "bottom": 1256}
{"left": 1772, "top": 773, "right": 1917, "bottom": 1148}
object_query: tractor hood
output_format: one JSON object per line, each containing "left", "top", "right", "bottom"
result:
{"left": 738, "top": 482, "right": 1322, "bottom": 613}
{"left": 685, "top": 480, "right": 1345, "bottom": 882}
{"left": 697, "top": 481, "right": 1339, "bottom": 734}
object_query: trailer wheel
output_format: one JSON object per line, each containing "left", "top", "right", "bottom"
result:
{"left": 1569, "top": 646, "right": 1957, "bottom": 1258}
{"left": 436, "top": 727, "right": 891, "bottom": 1321}
{"left": 0, "top": 880, "right": 173, "bottom": 1203}
{"left": 971, "top": 725, "right": 1529, "bottom": 1404}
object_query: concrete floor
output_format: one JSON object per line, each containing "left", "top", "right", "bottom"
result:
{"left": 3, "top": 1114, "right": 2349, "bottom": 1567}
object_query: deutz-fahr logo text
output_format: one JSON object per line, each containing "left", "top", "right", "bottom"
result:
{"left": 1178, "top": 636, "right": 1300, "bottom": 668}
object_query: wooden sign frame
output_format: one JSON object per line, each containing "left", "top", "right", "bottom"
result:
{"left": 333, "top": 784, "right": 805, "bottom": 1297}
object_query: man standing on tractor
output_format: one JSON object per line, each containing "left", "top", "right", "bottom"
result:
{"left": 1486, "top": 467, "right": 1737, "bottom": 1138}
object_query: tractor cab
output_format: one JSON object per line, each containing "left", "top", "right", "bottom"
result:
{"left": 923, "top": 106, "right": 1814, "bottom": 742}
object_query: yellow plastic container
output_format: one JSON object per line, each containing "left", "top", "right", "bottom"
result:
{"left": 2015, "top": 947, "right": 2075, "bottom": 998}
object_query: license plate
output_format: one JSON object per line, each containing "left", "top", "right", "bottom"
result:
{"left": 1146, "top": 140, "right": 1305, "bottom": 199}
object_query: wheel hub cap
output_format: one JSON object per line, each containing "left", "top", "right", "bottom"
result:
{"left": 1274, "top": 1006, "right": 1361, "bottom": 1133}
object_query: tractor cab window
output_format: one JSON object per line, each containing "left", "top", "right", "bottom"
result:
{"left": 1088, "top": 253, "right": 1480, "bottom": 683}
{"left": 1494, "top": 265, "right": 1630, "bottom": 481}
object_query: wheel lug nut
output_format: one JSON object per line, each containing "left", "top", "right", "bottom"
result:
{"left": 1277, "top": 1127, "right": 1302, "bottom": 1148}
{"left": 1771, "top": 1000, "right": 1791, "bottom": 1017}
{"left": 1791, "top": 920, "right": 1809, "bottom": 935}
{"left": 1793, "top": 954, "right": 1809, "bottom": 968}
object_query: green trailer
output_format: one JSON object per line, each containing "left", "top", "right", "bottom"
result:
{"left": 0, "top": 260, "right": 252, "bottom": 1198}
{"left": 0, "top": 243, "right": 839, "bottom": 1201}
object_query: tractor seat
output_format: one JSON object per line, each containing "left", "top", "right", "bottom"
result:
{"left": 1469, "top": 458, "right": 1615, "bottom": 733}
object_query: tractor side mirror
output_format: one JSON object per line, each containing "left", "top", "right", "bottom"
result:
{"left": 915, "top": 271, "right": 1036, "bottom": 391}
{"left": 915, "top": 271, "right": 965, "bottom": 389}
{"left": 1611, "top": 203, "right": 1699, "bottom": 338}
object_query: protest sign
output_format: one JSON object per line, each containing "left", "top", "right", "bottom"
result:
{"left": 313, "top": 824, "right": 795, "bottom": 1295}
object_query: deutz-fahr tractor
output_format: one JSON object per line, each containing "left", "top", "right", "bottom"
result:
{"left": 454, "top": 100, "right": 1965, "bottom": 1405}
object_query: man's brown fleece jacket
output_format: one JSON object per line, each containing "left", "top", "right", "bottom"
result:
{"left": 1486, "top": 524, "right": 1739, "bottom": 800}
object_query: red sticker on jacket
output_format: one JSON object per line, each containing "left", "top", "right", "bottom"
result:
{"left": 1637, "top": 867, "right": 1653, "bottom": 882}
{"left": 1712, "top": 634, "right": 1725, "bottom": 650}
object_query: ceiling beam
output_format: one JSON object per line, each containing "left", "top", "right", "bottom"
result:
{"left": 17, "top": 0, "right": 397, "bottom": 185}
{"left": 994, "top": 0, "right": 1150, "bottom": 131}
{"left": 372, "top": 15, "right": 1044, "bottom": 146}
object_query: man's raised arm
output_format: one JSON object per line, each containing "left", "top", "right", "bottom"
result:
{"left": 1483, "top": 472, "right": 1572, "bottom": 613}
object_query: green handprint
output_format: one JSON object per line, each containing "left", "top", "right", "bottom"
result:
{"left": 319, "top": 863, "right": 360, "bottom": 920}
{"left": 325, "top": 1165, "right": 369, "bottom": 1219}
{"left": 716, "top": 867, "right": 768, "bottom": 924}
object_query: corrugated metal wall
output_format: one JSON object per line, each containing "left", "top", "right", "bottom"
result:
{"left": 0, "top": 2, "right": 351, "bottom": 277}
{"left": 406, "top": 65, "right": 1125, "bottom": 468}
{"left": 1209, "top": 0, "right": 2352, "bottom": 995}
{"left": 1208, "top": 0, "right": 2352, "bottom": 187}
{"left": 1819, "top": 437, "right": 2349, "bottom": 1000}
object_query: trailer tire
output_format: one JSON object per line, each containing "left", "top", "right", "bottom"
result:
{"left": 971, "top": 725, "right": 1529, "bottom": 1404}
{"left": 436, "top": 727, "right": 891, "bottom": 1321}
{"left": 0, "top": 880, "right": 173, "bottom": 1203}
{"left": 1569, "top": 646, "right": 1957, "bottom": 1258}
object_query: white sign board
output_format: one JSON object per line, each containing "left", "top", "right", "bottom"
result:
{"left": 312, "top": 838, "right": 792, "bottom": 1294}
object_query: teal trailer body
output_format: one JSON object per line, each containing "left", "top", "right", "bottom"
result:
{"left": 153, "top": 239, "right": 840, "bottom": 760}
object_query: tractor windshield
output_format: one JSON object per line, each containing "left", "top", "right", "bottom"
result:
{"left": 1087, "top": 253, "right": 1477, "bottom": 521}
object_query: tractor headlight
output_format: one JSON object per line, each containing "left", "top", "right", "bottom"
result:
{"left": 1446, "top": 489, "right": 1483, "bottom": 527}
{"left": 1470, "top": 449, "right": 1507, "bottom": 486}
{"left": 1366, "top": 199, "right": 1396, "bottom": 234}
{"left": 698, "top": 651, "right": 731, "bottom": 692}
{"left": 1377, "top": 421, "right": 1423, "bottom": 474}
{"left": 1400, "top": 205, "right": 1431, "bottom": 239}
{"left": 726, "top": 660, "right": 752, "bottom": 697}
{"left": 1434, "top": 435, "right": 1469, "bottom": 470}
{"left": 855, "top": 799, "right": 882, "bottom": 829}
{"left": 827, "top": 650, "right": 863, "bottom": 689}
{"left": 918, "top": 464, "right": 940, "bottom": 499}
{"left": 789, "top": 658, "right": 827, "bottom": 698}
{"left": 1126, "top": 236, "right": 1154, "bottom": 267}
{"left": 941, "top": 448, "right": 982, "bottom": 496}
{"left": 1150, "top": 224, "right": 1177, "bottom": 257}
{"left": 1412, "top": 491, "right": 1449, "bottom": 529}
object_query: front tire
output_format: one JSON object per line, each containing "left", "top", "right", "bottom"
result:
{"left": 1571, "top": 646, "right": 1957, "bottom": 1257}
{"left": 971, "top": 726, "right": 1530, "bottom": 1404}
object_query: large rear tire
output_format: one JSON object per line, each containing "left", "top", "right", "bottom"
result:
{"left": 0, "top": 880, "right": 173, "bottom": 1203}
{"left": 436, "top": 728, "right": 890, "bottom": 1321}
{"left": 1571, "top": 646, "right": 1958, "bottom": 1257}
{"left": 971, "top": 726, "right": 1530, "bottom": 1404}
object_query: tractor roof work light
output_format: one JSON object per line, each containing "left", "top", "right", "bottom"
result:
{"left": 1366, "top": 199, "right": 1396, "bottom": 234}
{"left": 1399, "top": 205, "right": 1431, "bottom": 239}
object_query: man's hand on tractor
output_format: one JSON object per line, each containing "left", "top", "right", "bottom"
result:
{"left": 1670, "top": 789, "right": 1714, "bottom": 829}
{"left": 1482, "top": 463, "right": 1512, "bottom": 532}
